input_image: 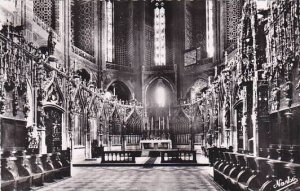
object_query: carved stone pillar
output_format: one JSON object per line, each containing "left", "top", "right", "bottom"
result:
{"left": 38, "top": 128, "right": 47, "bottom": 154}
{"left": 242, "top": 87, "right": 248, "bottom": 151}
{"left": 37, "top": 102, "right": 47, "bottom": 154}
{"left": 86, "top": 112, "right": 92, "bottom": 159}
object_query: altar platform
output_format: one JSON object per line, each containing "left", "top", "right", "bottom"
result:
{"left": 140, "top": 139, "right": 172, "bottom": 150}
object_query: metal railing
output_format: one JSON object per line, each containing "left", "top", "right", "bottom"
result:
{"left": 161, "top": 150, "right": 197, "bottom": 163}
{"left": 101, "top": 151, "right": 138, "bottom": 163}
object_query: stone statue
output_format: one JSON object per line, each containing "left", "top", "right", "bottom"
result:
{"left": 48, "top": 30, "right": 56, "bottom": 55}
{"left": 224, "top": 101, "right": 230, "bottom": 128}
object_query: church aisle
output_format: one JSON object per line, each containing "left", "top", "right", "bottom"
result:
{"left": 37, "top": 166, "right": 222, "bottom": 191}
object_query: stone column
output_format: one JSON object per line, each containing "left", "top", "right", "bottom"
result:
{"left": 38, "top": 128, "right": 47, "bottom": 154}
{"left": 252, "top": 6, "right": 259, "bottom": 157}
{"left": 242, "top": 86, "right": 248, "bottom": 150}
{"left": 85, "top": 110, "right": 91, "bottom": 159}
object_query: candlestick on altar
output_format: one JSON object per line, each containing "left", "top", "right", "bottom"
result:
{"left": 158, "top": 116, "right": 161, "bottom": 130}
{"left": 162, "top": 117, "right": 165, "bottom": 130}
{"left": 167, "top": 116, "right": 169, "bottom": 130}
{"left": 151, "top": 117, "right": 154, "bottom": 136}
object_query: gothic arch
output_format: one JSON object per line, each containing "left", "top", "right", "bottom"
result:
{"left": 145, "top": 76, "right": 175, "bottom": 94}
{"left": 106, "top": 80, "right": 133, "bottom": 101}
{"left": 145, "top": 77, "right": 174, "bottom": 107}
{"left": 171, "top": 108, "right": 191, "bottom": 145}
{"left": 73, "top": 88, "right": 86, "bottom": 146}
{"left": 125, "top": 109, "right": 142, "bottom": 135}
{"left": 193, "top": 105, "right": 205, "bottom": 143}
{"left": 110, "top": 108, "right": 122, "bottom": 137}
{"left": 88, "top": 96, "right": 103, "bottom": 118}
{"left": 186, "top": 78, "right": 208, "bottom": 101}
{"left": 44, "top": 77, "right": 64, "bottom": 110}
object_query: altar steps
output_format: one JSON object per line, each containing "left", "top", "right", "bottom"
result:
{"left": 143, "top": 157, "right": 157, "bottom": 168}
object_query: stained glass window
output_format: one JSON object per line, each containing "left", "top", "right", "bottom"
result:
{"left": 156, "top": 86, "right": 166, "bottom": 107}
{"left": 106, "top": 0, "right": 113, "bottom": 62}
{"left": 154, "top": 2, "right": 166, "bottom": 66}
{"left": 206, "top": 0, "right": 214, "bottom": 57}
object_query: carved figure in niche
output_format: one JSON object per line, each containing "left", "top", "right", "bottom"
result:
{"left": 285, "top": 47, "right": 294, "bottom": 80}
{"left": 47, "top": 30, "right": 56, "bottom": 55}
{"left": 68, "top": 101, "right": 75, "bottom": 132}
{"left": 262, "top": 62, "right": 271, "bottom": 79}
{"left": 0, "top": 87, "right": 5, "bottom": 114}
{"left": 224, "top": 101, "right": 230, "bottom": 129}
{"left": 241, "top": 112, "right": 247, "bottom": 128}
{"left": 51, "top": 94, "right": 57, "bottom": 102}
{"left": 27, "top": 124, "right": 39, "bottom": 149}
{"left": 296, "top": 79, "right": 300, "bottom": 91}
{"left": 235, "top": 86, "right": 242, "bottom": 101}
{"left": 282, "top": 81, "right": 293, "bottom": 106}
{"left": 207, "top": 128, "right": 213, "bottom": 146}
{"left": 87, "top": 110, "right": 92, "bottom": 134}
{"left": 37, "top": 89, "right": 46, "bottom": 106}
{"left": 214, "top": 106, "right": 218, "bottom": 130}
{"left": 23, "top": 95, "right": 30, "bottom": 118}
{"left": 201, "top": 114, "right": 205, "bottom": 133}
{"left": 38, "top": 109, "right": 46, "bottom": 129}
{"left": 242, "top": 58, "right": 253, "bottom": 81}
{"left": 271, "top": 87, "right": 280, "bottom": 110}
{"left": 12, "top": 90, "right": 19, "bottom": 116}
{"left": 52, "top": 121, "right": 59, "bottom": 135}
{"left": 206, "top": 112, "right": 211, "bottom": 130}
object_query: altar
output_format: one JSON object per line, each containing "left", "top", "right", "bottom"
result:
{"left": 140, "top": 139, "right": 172, "bottom": 150}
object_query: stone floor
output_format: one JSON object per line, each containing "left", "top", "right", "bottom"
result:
{"left": 37, "top": 166, "right": 222, "bottom": 191}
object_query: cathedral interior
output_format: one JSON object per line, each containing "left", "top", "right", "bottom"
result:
{"left": 1, "top": 0, "right": 300, "bottom": 190}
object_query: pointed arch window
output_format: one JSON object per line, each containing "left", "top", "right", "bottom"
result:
{"left": 206, "top": 0, "right": 214, "bottom": 57}
{"left": 106, "top": 0, "right": 113, "bottom": 62}
{"left": 154, "top": 1, "right": 166, "bottom": 66}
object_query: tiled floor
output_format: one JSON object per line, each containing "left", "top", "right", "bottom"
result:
{"left": 38, "top": 166, "right": 222, "bottom": 191}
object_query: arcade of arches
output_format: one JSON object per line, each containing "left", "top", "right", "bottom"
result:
{"left": 1, "top": 0, "right": 300, "bottom": 191}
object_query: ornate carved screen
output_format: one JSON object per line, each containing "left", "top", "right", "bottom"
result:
{"left": 172, "top": 109, "right": 190, "bottom": 145}
{"left": 126, "top": 110, "right": 142, "bottom": 145}
{"left": 111, "top": 109, "right": 121, "bottom": 145}
{"left": 193, "top": 106, "right": 204, "bottom": 144}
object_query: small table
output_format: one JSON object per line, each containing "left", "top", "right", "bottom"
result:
{"left": 140, "top": 139, "right": 172, "bottom": 150}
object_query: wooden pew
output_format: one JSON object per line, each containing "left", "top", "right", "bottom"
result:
{"left": 213, "top": 147, "right": 300, "bottom": 191}
{"left": 29, "top": 154, "right": 45, "bottom": 186}
{"left": 1, "top": 157, "right": 18, "bottom": 191}
{"left": 60, "top": 149, "right": 71, "bottom": 177}
{"left": 1, "top": 149, "right": 71, "bottom": 190}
